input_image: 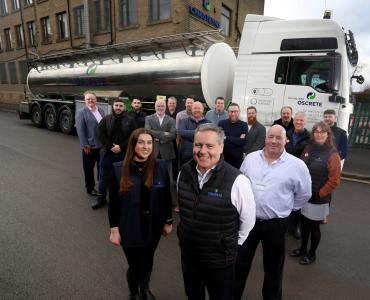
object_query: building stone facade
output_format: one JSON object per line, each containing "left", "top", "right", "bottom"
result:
{"left": 0, "top": 0, "right": 264, "bottom": 105}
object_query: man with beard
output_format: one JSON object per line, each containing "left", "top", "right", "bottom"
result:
{"left": 177, "top": 123, "right": 255, "bottom": 300}
{"left": 323, "top": 109, "right": 348, "bottom": 160}
{"left": 128, "top": 98, "right": 147, "bottom": 129}
{"left": 243, "top": 106, "right": 266, "bottom": 156}
{"left": 273, "top": 106, "right": 294, "bottom": 131}
{"left": 218, "top": 103, "right": 248, "bottom": 168}
{"left": 97, "top": 99, "right": 135, "bottom": 209}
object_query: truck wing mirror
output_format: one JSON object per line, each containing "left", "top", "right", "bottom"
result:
{"left": 351, "top": 75, "right": 365, "bottom": 85}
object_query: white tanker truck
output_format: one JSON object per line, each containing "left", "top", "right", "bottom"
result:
{"left": 19, "top": 14, "right": 363, "bottom": 134}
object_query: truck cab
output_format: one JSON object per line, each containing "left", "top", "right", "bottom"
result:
{"left": 233, "top": 14, "right": 360, "bottom": 131}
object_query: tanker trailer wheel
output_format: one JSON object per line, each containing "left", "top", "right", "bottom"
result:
{"left": 31, "top": 104, "right": 44, "bottom": 127}
{"left": 44, "top": 105, "right": 58, "bottom": 131}
{"left": 59, "top": 108, "right": 74, "bottom": 135}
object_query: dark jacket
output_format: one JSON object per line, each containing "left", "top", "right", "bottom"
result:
{"left": 218, "top": 119, "right": 248, "bottom": 168}
{"left": 285, "top": 128, "right": 310, "bottom": 158}
{"left": 273, "top": 118, "right": 294, "bottom": 131}
{"left": 128, "top": 110, "right": 147, "bottom": 129}
{"left": 108, "top": 160, "right": 172, "bottom": 247}
{"left": 98, "top": 112, "right": 135, "bottom": 155}
{"left": 331, "top": 123, "right": 348, "bottom": 159}
{"left": 243, "top": 120, "right": 266, "bottom": 155}
{"left": 301, "top": 144, "right": 341, "bottom": 204}
{"left": 178, "top": 117, "right": 211, "bottom": 159}
{"left": 177, "top": 158, "right": 241, "bottom": 269}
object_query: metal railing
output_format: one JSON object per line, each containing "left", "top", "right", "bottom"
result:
{"left": 348, "top": 102, "right": 370, "bottom": 148}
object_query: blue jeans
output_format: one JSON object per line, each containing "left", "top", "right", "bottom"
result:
{"left": 99, "top": 152, "right": 124, "bottom": 197}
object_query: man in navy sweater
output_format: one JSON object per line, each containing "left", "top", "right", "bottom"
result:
{"left": 219, "top": 103, "right": 248, "bottom": 168}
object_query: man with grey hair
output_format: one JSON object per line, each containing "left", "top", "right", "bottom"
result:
{"left": 177, "top": 123, "right": 256, "bottom": 300}
{"left": 235, "top": 125, "right": 311, "bottom": 300}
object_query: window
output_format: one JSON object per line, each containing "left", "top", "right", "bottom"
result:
{"left": 274, "top": 55, "right": 341, "bottom": 93}
{"left": 0, "top": 0, "right": 9, "bottom": 15}
{"left": 27, "top": 21, "right": 36, "bottom": 46}
{"left": 18, "top": 60, "right": 28, "bottom": 84}
{"left": 0, "top": 35, "right": 3, "bottom": 51}
{"left": 15, "top": 25, "right": 24, "bottom": 48}
{"left": 220, "top": 5, "right": 231, "bottom": 36}
{"left": 119, "top": 0, "right": 137, "bottom": 27}
{"left": 4, "top": 28, "right": 13, "bottom": 50}
{"left": 150, "top": 0, "right": 170, "bottom": 21}
{"left": 74, "top": 6, "right": 85, "bottom": 36}
{"left": 0, "top": 63, "right": 7, "bottom": 83}
{"left": 13, "top": 0, "right": 20, "bottom": 10}
{"left": 281, "top": 38, "right": 338, "bottom": 51}
{"left": 94, "top": 0, "right": 111, "bottom": 33}
{"left": 56, "top": 12, "right": 69, "bottom": 40}
{"left": 40, "top": 16, "right": 52, "bottom": 44}
{"left": 8, "top": 61, "right": 17, "bottom": 84}
{"left": 25, "top": 0, "right": 34, "bottom": 5}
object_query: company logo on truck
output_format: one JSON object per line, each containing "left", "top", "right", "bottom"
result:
{"left": 307, "top": 92, "right": 316, "bottom": 100}
{"left": 86, "top": 63, "right": 98, "bottom": 76}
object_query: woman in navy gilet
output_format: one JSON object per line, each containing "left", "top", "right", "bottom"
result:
{"left": 290, "top": 121, "right": 341, "bottom": 265}
{"left": 108, "top": 128, "right": 173, "bottom": 300}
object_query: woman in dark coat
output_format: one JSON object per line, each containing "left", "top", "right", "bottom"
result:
{"left": 108, "top": 128, "right": 173, "bottom": 300}
{"left": 290, "top": 121, "right": 341, "bottom": 265}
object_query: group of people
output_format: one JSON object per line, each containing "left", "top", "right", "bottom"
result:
{"left": 75, "top": 91, "right": 346, "bottom": 300}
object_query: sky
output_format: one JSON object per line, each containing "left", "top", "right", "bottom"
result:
{"left": 264, "top": 0, "right": 370, "bottom": 91}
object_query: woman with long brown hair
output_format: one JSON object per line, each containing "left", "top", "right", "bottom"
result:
{"left": 290, "top": 121, "right": 341, "bottom": 265}
{"left": 108, "top": 128, "right": 173, "bottom": 300}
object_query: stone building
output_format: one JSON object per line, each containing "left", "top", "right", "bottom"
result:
{"left": 0, "top": 0, "right": 264, "bottom": 106}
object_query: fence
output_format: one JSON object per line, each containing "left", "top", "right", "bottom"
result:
{"left": 348, "top": 102, "right": 370, "bottom": 148}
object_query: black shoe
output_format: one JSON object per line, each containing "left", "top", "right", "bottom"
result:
{"left": 87, "top": 188, "right": 98, "bottom": 196}
{"left": 294, "top": 227, "right": 301, "bottom": 240}
{"left": 290, "top": 248, "right": 306, "bottom": 257}
{"left": 299, "top": 253, "right": 316, "bottom": 265}
{"left": 140, "top": 288, "right": 156, "bottom": 300}
{"left": 91, "top": 195, "right": 107, "bottom": 210}
{"left": 128, "top": 293, "right": 140, "bottom": 300}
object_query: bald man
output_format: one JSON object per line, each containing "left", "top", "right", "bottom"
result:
{"left": 235, "top": 125, "right": 311, "bottom": 300}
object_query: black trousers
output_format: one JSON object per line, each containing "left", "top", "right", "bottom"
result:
{"left": 181, "top": 254, "right": 234, "bottom": 300}
{"left": 122, "top": 237, "right": 160, "bottom": 292}
{"left": 300, "top": 215, "right": 321, "bottom": 255}
{"left": 234, "top": 217, "right": 288, "bottom": 300}
{"left": 287, "top": 209, "right": 301, "bottom": 235}
{"left": 82, "top": 148, "right": 100, "bottom": 193}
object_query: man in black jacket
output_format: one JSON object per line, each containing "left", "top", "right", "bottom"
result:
{"left": 177, "top": 123, "right": 255, "bottom": 300}
{"left": 273, "top": 106, "right": 294, "bottom": 131}
{"left": 96, "top": 99, "right": 135, "bottom": 209}
{"left": 128, "top": 98, "right": 147, "bottom": 129}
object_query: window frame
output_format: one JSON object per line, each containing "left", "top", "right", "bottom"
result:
{"left": 220, "top": 4, "right": 231, "bottom": 36}
{"left": 149, "top": 0, "right": 171, "bottom": 22}
{"left": 15, "top": 24, "right": 25, "bottom": 49}
{"left": 4, "top": 28, "right": 13, "bottom": 50}
{"left": 40, "top": 16, "right": 52, "bottom": 44}
{"left": 0, "top": 0, "right": 9, "bottom": 16}
{"left": 74, "top": 5, "right": 85, "bottom": 36}
{"left": 27, "top": 20, "right": 37, "bottom": 47}
{"left": 119, "top": 0, "right": 138, "bottom": 27}
{"left": 56, "top": 11, "right": 69, "bottom": 41}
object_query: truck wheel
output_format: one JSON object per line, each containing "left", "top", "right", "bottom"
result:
{"left": 59, "top": 109, "right": 74, "bottom": 135}
{"left": 31, "top": 105, "right": 43, "bottom": 127}
{"left": 44, "top": 106, "right": 58, "bottom": 131}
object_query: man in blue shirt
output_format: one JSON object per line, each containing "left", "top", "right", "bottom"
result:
{"left": 234, "top": 125, "right": 311, "bottom": 300}
{"left": 205, "top": 96, "right": 228, "bottom": 125}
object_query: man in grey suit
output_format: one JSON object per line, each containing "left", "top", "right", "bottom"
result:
{"left": 145, "top": 99, "right": 176, "bottom": 162}
{"left": 243, "top": 106, "right": 266, "bottom": 156}
{"left": 75, "top": 91, "right": 105, "bottom": 200}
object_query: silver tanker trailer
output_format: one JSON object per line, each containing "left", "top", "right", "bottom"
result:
{"left": 19, "top": 31, "right": 236, "bottom": 134}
